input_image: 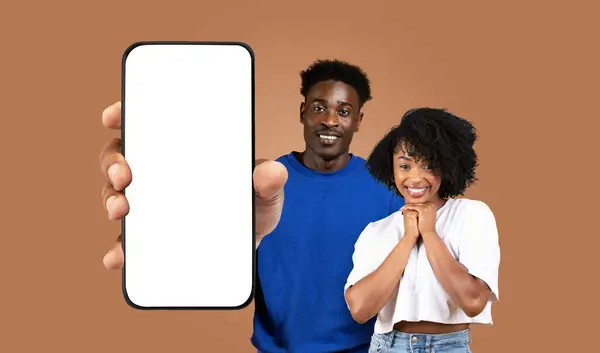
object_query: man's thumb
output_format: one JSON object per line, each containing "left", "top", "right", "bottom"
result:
{"left": 253, "top": 160, "right": 288, "bottom": 200}
{"left": 253, "top": 160, "right": 288, "bottom": 240}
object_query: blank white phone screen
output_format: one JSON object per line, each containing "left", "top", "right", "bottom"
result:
{"left": 122, "top": 42, "right": 254, "bottom": 309}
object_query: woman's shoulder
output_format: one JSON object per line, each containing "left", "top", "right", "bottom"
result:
{"left": 362, "top": 208, "right": 405, "bottom": 235}
{"left": 449, "top": 197, "right": 494, "bottom": 216}
{"left": 447, "top": 198, "right": 498, "bottom": 235}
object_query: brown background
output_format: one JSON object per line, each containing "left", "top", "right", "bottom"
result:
{"left": 1, "top": 0, "right": 598, "bottom": 352}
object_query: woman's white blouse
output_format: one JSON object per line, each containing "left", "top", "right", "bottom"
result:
{"left": 344, "top": 198, "right": 501, "bottom": 334}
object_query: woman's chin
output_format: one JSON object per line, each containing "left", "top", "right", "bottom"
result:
{"left": 401, "top": 193, "right": 431, "bottom": 204}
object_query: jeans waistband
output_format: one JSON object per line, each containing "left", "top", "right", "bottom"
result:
{"left": 372, "top": 328, "right": 471, "bottom": 351}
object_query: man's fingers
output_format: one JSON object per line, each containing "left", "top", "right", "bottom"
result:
{"left": 103, "top": 235, "right": 124, "bottom": 270}
{"left": 101, "top": 181, "right": 130, "bottom": 220}
{"left": 99, "top": 138, "right": 132, "bottom": 191}
{"left": 102, "top": 101, "right": 122, "bottom": 129}
{"left": 101, "top": 102, "right": 125, "bottom": 270}
{"left": 253, "top": 161, "right": 288, "bottom": 239}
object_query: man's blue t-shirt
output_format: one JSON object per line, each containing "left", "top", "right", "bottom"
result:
{"left": 251, "top": 152, "right": 405, "bottom": 353}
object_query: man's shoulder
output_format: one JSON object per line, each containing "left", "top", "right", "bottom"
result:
{"left": 348, "top": 155, "right": 399, "bottom": 192}
{"left": 274, "top": 153, "right": 292, "bottom": 163}
{"left": 346, "top": 155, "right": 405, "bottom": 212}
{"left": 351, "top": 154, "right": 368, "bottom": 163}
{"left": 347, "top": 154, "right": 375, "bottom": 178}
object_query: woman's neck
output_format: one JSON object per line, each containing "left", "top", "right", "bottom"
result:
{"left": 431, "top": 195, "right": 448, "bottom": 210}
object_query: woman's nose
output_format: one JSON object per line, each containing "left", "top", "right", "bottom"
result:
{"left": 407, "top": 168, "right": 424, "bottom": 181}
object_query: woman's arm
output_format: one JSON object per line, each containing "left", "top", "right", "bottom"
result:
{"left": 345, "top": 234, "right": 418, "bottom": 323}
{"left": 344, "top": 211, "right": 420, "bottom": 324}
{"left": 421, "top": 231, "right": 491, "bottom": 317}
{"left": 404, "top": 201, "right": 500, "bottom": 318}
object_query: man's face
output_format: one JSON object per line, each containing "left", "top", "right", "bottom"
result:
{"left": 300, "top": 80, "right": 363, "bottom": 161}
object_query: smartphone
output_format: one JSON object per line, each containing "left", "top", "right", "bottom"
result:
{"left": 121, "top": 41, "right": 255, "bottom": 310}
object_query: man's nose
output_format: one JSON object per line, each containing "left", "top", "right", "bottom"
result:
{"left": 321, "top": 111, "right": 339, "bottom": 128}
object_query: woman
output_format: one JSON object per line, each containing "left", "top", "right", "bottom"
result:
{"left": 344, "top": 107, "right": 500, "bottom": 353}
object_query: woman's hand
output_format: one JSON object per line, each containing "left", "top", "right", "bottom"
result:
{"left": 402, "top": 209, "right": 421, "bottom": 240}
{"left": 401, "top": 203, "right": 437, "bottom": 235}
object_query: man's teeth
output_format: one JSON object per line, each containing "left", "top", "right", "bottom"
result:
{"left": 319, "top": 135, "right": 338, "bottom": 140}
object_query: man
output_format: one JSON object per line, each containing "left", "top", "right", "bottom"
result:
{"left": 99, "top": 59, "right": 405, "bottom": 352}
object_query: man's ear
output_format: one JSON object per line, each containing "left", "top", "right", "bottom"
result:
{"left": 355, "top": 112, "right": 364, "bottom": 132}
{"left": 299, "top": 102, "right": 305, "bottom": 124}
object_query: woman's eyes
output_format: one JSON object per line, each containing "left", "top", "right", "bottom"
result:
{"left": 398, "top": 164, "right": 435, "bottom": 170}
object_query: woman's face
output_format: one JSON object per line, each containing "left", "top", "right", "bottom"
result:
{"left": 392, "top": 144, "right": 442, "bottom": 204}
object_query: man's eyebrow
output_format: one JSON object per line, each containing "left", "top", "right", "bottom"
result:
{"left": 310, "top": 98, "right": 353, "bottom": 108}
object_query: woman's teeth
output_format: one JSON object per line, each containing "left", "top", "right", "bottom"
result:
{"left": 406, "top": 187, "right": 427, "bottom": 197}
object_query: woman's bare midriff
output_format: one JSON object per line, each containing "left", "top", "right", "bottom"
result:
{"left": 393, "top": 321, "right": 469, "bottom": 334}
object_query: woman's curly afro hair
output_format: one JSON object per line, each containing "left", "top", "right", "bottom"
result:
{"left": 366, "top": 107, "right": 479, "bottom": 199}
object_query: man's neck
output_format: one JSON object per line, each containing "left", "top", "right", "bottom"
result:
{"left": 295, "top": 150, "right": 351, "bottom": 173}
